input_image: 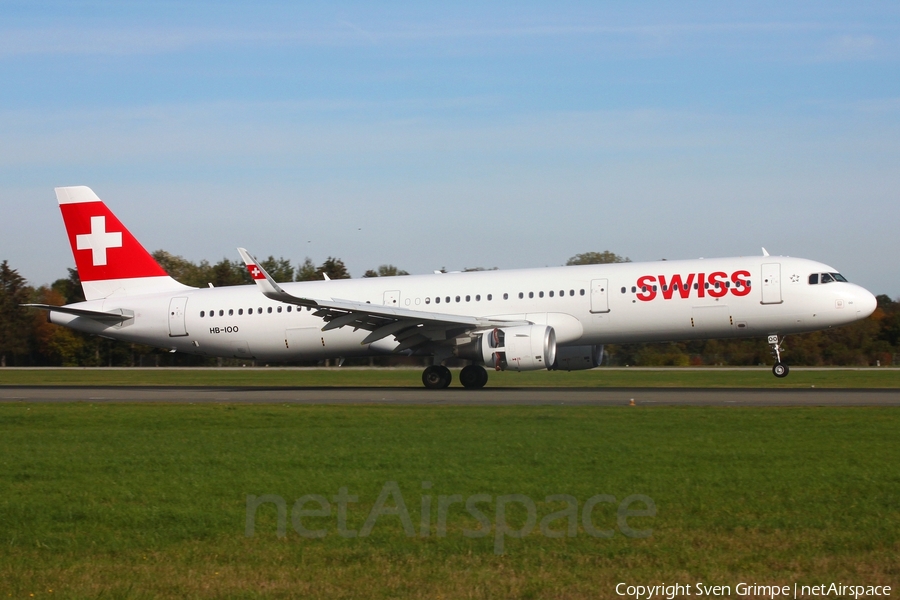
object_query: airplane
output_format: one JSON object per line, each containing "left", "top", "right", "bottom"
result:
{"left": 25, "top": 186, "right": 878, "bottom": 389}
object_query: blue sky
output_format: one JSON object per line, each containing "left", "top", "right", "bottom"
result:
{"left": 2, "top": 1, "right": 899, "bottom": 296}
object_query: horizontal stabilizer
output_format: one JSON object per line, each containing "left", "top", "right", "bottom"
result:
{"left": 22, "top": 304, "right": 132, "bottom": 323}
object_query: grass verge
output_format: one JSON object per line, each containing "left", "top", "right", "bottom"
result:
{"left": 0, "top": 403, "right": 897, "bottom": 598}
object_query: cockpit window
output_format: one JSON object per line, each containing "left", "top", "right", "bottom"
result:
{"left": 809, "top": 272, "right": 848, "bottom": 285}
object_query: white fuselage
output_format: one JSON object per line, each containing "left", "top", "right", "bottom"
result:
{"left": 51, "top": 255, "right": 876, "bottom": 363}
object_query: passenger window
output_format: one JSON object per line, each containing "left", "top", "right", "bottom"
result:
{"left": 238, "top": 309, "right": 243, "bottom": 315}
{"left": 620, "top": 288, "right": 625, "bottom": 294}
{"left": 228, "top": 309, "right": 233, "bottom": 316}
{"left": 631, "top": 286, "right": 636, "bottom": 293}
{"left": 650, "top": 287, "right": 655, "bottom": 293}
{"left": 662, "top": 285, "right": 668, "bottom": 292}
{"left": 287, "top": 306, "right": 292, "bottom": 312}
{"left": 425, "top": 297, "right": 431, "bottom": 304}
{"left": 550, "top": 291, "right": 555, "bottom": 297}
{"left": 580, "top": 289, "right": 585, "bottom": 295}
{"left": 257, "top": 308, "right": 262, "bottom": 314}
{"left": 642, "top": 286, "right": 647, "bottom": 292}
{"left": 559, "top": 290, "right": 564, "bottom": 297}
{"left": 435, "top": 297, "right": 440, "bottom": 304}
{"left": 446, "top": 297, "right": 451, "bottom": 303}
{"left": 519, "top": 292, "right": 524, "bottom": 299}
{"left": 528, "top": 292, "right": 534, "bottom": 299}
{"left": 465, "top": 295, "right": 470, "bottom": 302}
{"left": 277, "top": 306, "right": 282, "bottom": 313}
{"left": 200, "top": 311, "right": 205, "bottom": 317}
{"left": 219, "top": 310, "right": 224, "bottom": 316}
{"left": 569, "top": 290, "right": 575, "bottom": 296}
{"left": 503, "top": 293, "right": 508, "bottom": 300}
{"left": 475, "top": 295, "right": 480, "bottom": 301}
{"left": 455, "top": 296, "right": 460, "bottom": 303}
{"left": 539, "top": 291, "right": 544, "bottom": 298}
{"left": 487, "top": 294, "right": 492, "bottom": 301}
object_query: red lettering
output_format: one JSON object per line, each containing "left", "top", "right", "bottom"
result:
{"left": 730, "top": 270, "right": 751, "bottom": 297}
{"left": 659, "top": 273, "right": 695, "bottom": 300}
{"left": 636, "top": 275, "right": 657, "bottom": 301}
{"left": 707, "top": 272, "right": 728, "bottom": 298}
{"left": 635, "top": 269, "right": 752, "bottom": 301}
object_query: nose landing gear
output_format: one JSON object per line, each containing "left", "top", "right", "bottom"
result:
{"left": 768, "top": 335, "right": 790, "bottom": 378}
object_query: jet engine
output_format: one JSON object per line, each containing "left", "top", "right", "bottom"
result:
{"left": 456, "top": 325, "right": 557, "bottom": 371}
{"left": 552, "top": 344, "right": 604, "bottom": 371}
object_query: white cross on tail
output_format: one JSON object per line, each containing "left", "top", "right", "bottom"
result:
{"left": 76, "top": 216, "right": 122, "bottom": 266}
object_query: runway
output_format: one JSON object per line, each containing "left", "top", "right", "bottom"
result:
{"left": 1, "top": 386, "right": 899, "bottom": 406}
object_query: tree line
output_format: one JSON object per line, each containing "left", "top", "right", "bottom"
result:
{"left": 0, "top": 251, "right": 897, "bottom": 368}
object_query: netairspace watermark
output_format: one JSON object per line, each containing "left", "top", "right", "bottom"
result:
{"left": 615, "top": 582, "right": 893, "bottom": 600}
{"left": 245, "top": 481, "right": 656, "bottom": 554}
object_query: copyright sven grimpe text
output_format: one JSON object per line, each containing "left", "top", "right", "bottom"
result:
{"left": 615, "top": 582, "right": 892, "bottom": 600}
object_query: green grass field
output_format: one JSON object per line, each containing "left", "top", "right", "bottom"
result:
{"left": 1, "top": 403, "right": 897, "bottom": 598}
{"left": 1, "top": 367, "right": 898, "bottom": 388}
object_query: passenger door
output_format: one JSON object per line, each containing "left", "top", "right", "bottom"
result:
{"left": 761, "top": 263, "right": 782, "bottom": 305}
{"left": 168, "top": 297, "right": 188, "bottom": 337}
{"left": 590, "top": 279, "right": 610, "bottom": 313}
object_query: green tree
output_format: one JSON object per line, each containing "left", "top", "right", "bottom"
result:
{"left": 363, "top": 264, "right": 410, "bottom": 277}
{"left": 566, "top": 251, "right": 631, "bottom": 265}
{"left": 0, "top": 261, "right": 32, "bottom": 366}
{"left": 258, "top": 256, "right": 294, "bottom": 283}
{"left": 29, "top": 286, "right": 84, "bottom": 365}
{"left": 209, "top": 258, "right": 248, "bottom": 287}
{"left": 318, "top": 257, "right": 350, "bottom": 280}
{"left": 51, "top": 268, "right": 85, "bottom": 304}
{"left": 296, "top": 258, "right": 318, "bottom": 282}
{"left": 152, "top": 250, "right": 205, "bottom": 285}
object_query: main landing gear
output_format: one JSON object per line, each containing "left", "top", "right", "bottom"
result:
{"left": 459, "top": 364, "right": 489, "bottom": 389}
{"left": 768, "top": 335, "right": 790, "bottom": 378}
{"left": 422, "top": 365, "right": 452, "bottom": 389}
{"left": 421, "top": 364, "right": 489, "bottom": 389}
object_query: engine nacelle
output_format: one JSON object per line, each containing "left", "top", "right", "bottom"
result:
{"left": 478, "top": 325, "right": 557, "bottom": 372}
{"left": 552, "top": 344, "right": 604, "bottom": 371}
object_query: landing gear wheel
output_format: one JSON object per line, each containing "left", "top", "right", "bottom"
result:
{"left": 460, "top": 364, "right": 489, "bottom": 389}
{"left": 422, "top": 365, "right": 452, "bottom": 389}
{"left": 767, "top": 335, "right": 790, "bottom": 378}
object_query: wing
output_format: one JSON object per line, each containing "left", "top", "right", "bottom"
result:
{"left": 237, "top": 248, "right": 530, "bottom": 351}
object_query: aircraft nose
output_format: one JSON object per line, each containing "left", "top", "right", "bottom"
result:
{"left": 856, "top": 286, "right": 877, "bottom": 318}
